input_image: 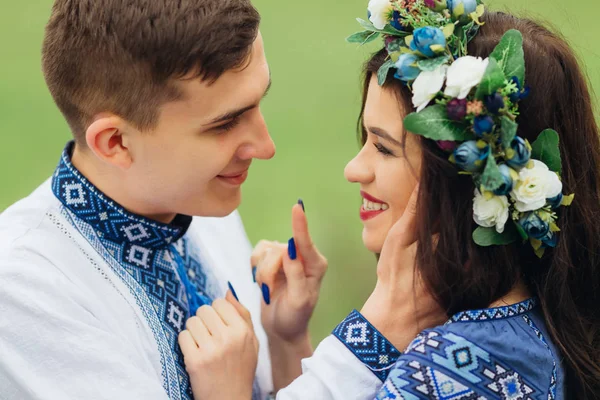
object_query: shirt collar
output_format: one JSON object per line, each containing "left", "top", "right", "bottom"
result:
{"left": 447, "top": 297, "right": 539, "bottom": 324}
{"left": 51, "top": 141, "right": 192, "bottom": 249}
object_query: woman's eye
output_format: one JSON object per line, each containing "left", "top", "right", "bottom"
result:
{"left": 374, "top": 142, "right": 395, "bottom": 157}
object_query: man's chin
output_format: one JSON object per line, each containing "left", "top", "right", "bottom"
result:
{"left": 188, "top": 194, "right": 241, "bottom": 218}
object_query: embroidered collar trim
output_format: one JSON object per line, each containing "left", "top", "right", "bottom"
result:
{"left": 51, "top": 141, "right": 192, "bottom": 249}
{"left": 448, "top": 297, "right": 538, "bottom": 324}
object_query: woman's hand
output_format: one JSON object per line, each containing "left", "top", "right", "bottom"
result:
{"left": 251, "top": 202, "right": 328, "bottom": 390}
{"left": 178, "top": 291, "right": 258, "bottom": 400}
{"left": 361, "top": 185, "right": 447, "bottom": 351}
{"left": 252, "top": 202, "right": 327, "bottom": 344}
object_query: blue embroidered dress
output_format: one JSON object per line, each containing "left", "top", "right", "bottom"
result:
{"left": 332, "top": 299, "right": 564, "bottom": 400}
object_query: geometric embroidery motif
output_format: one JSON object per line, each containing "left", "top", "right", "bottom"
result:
{"left": 521, "top": 315, "right": 558, "bottom": 400}
{"left": 51, "top": 142, "right": 220, "bottom": 400}
{"left": 332, "top": 310, "right": 402, "bottom": 382}
{"left": 380, "top": 330, "right": 540, "bottom": 400}
{"left": 447, "top": 299, "right": 538, "bottom": 324}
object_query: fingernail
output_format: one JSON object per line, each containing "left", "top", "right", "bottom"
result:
{"left": 288, "top": 238, "right": 297, "bottom": 260}
{"left": 261, "top": 283, "right": 271, "bottom": 305}
{"left": 252, "top": 266, "right": 257, "bottom": 282}
{"left": 298, "top": 199, "right": 305, "bottom": 212}
{"left": 228, "top": 281, "right": 239, "bottom": 302}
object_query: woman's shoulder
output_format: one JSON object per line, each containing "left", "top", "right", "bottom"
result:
{"left": 378, "top": 298, "right": 562, "bottom": 400}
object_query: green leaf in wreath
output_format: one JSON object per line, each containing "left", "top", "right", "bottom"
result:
{"left": 356, "top": 18, "right": 410, "bottom": 36}
{"left": 473, "top": 226, "right": 518, "bottom": 246}
{"left": 377, "top": 59, "right": 396, "bottom": 86}
{"left": 346, "top": 30, "right": 380, "bottom": 45}
{"left": 531, "top": 129, "right": 562, "bottom": 173}
{"left": 513, "top": 220, "right": 529, "bottom": 241}
{"left": 480, "top": 154, "right": 504, "bottom": 192}
{"left": 500, "top": 116, "right": 518, "bottom": 149}
{"left": 489, "top": 29, "right": 525, "bottom": 85}
{"left": 404, "top": 104, "right": 472, "bottom": 141}
{"left": 386, "top": 37, "right": 406, "bottom": 53}
{"left": 475, "top": 58, "right": 505, "bottom": 99}
{"left": 356, "top": 18, "right": 379, "bottom": 32}
{"left": 417, "top": 55, "right": 450, "bottom": 72}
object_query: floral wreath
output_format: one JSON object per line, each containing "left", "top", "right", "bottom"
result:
{"left": 349, "top": 0, "right": 574, "bottom": 257}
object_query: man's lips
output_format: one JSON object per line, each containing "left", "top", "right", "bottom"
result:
{"left": 217, "top": 169, "right": 249, "bottom": 185}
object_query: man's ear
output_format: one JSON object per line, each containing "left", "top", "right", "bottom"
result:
{"left": 85, "top": 114, "right": 134, "bottom": 170}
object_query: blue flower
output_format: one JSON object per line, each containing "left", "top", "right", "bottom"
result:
{"left": 505, "top": 137, "right": 532, "bottom": 170}
{"left": 390, "top": 10, "right": 406, "bottom": 31}
{"left": 394, "top": 53, "right": 421, "bottom": 82}
{"left": 473, "top": 115, "right": 495, "bottom": 137}
{"left": 509, "top": 76, "right": 531, "bottom": 103}
{"left": 494, "top": 164, "right": 515, "bottom": 196}
{"left": 452, "top": 140, "right": 489, "bottom": 172}
{"left": 448, "top": 0, "right": 477, "bottom": 22}
{"left": 519, "top": 212, "right": 550, "bottom": 240}
{"left": 541, "top": 231, "right": 558, "bottom": 248}
{"left": 547, "top": 193, "right": 563, "bottom": 209}
{"left": 410, "top": 27, "right": 446, "bottom": 58}
{"left": 484, "top": 93, "right": 505, "bottom": 114}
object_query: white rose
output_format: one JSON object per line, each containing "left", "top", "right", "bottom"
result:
{"left": 412, "top": 64, "right": 448, "bottom": 112}
{"left": 510, "top": 160, "right": 563, "bottom": 212}
{"left": 473, "top": 189, "right": 510, "bottom": 233}
{"left": 444, "top": 56, "right": 489, "bottom": 99}
{"left": 367, "top": 0, "right": 393, "bottom": 30}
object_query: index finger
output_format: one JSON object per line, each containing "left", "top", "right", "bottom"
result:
{"left": 388, "top": 183, "right": 420, "bottom": 247}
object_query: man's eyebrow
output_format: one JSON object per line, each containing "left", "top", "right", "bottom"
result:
{"left": 367, "top": 126, "right": 403, "bottom": 147}
{"left": 205, "top": 78, "right": 272, "bottom": 126}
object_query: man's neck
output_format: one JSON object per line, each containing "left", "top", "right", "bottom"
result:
{"left": 71, "top": 146, "right": 177, "bottom": 224}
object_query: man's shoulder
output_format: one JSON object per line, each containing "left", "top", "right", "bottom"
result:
{"left": 0, "top": 178, "right": 66, "bottom": 263}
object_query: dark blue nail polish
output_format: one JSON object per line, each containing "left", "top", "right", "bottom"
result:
{"left": 298, "top": 199, "right": 305, "bottom": 212}
{"left": 252, "top": 266, "right": 257, "bottom": 282}
{"left": 228, "top": 281, "right": 239, "bottom": 302}
{"left": 288, "top": 238, "right": 297, "bottom": 260}
{"left": 261, "top": 283, "right": 271, "bottom": 305}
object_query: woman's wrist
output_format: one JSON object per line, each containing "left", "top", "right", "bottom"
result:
{"left": 268, "top": 331, "right": 313, "bottom": 392}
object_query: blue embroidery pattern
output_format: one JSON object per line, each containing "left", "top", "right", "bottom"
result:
{"left": 522, "top": 315, "right": 557, "bottom": 400}
{"left": 448, "top": 298, "right": 538, "bottom": 324}
{"left": 378, "top": 330, "right": 540, "bottom": 400}
{"left": 332, "top": 310, "right": 401, "bottom": 381}
{"left": 51, "top": 142, "right": 221, "bottom": 400}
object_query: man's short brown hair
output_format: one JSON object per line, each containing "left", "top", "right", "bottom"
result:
{"left": 42, "top": 0, "right": 261, "bottom": 141}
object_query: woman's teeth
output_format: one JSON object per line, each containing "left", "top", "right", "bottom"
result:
{"left": 363, "top": 198, "right": 389, "bottom": 211}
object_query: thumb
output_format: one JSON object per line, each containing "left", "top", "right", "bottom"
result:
{"left": 291, "top": 203, "right": 320, "bottom": 264}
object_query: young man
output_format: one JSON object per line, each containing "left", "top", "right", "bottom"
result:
{"left": 0, "top": 0, "right": 275, "bottom": 398}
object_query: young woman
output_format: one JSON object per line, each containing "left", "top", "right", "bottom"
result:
{"left": 178, "top": 4, "right": 600, "bottom": 399}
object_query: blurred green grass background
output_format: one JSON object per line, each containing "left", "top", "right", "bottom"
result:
{"left": 1, "top": 0, "right": 599, "bottom": 342}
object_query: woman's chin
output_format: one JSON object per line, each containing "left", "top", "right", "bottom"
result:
{"left": 362, "top": 228, "right": 384, "bottom": 254}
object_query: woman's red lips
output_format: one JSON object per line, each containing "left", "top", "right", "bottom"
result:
{"left": 359, "top": 191, "right": 389, "bottom": 221}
